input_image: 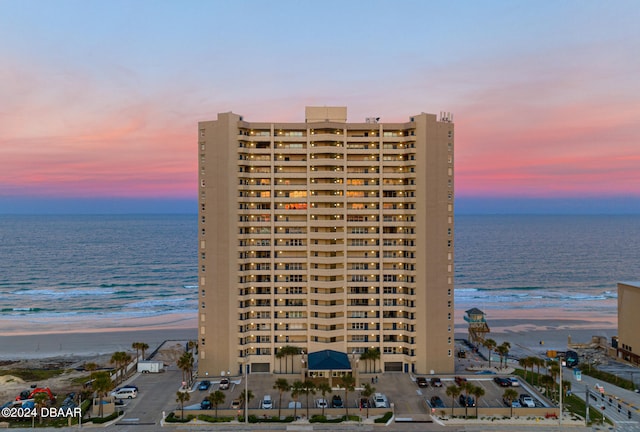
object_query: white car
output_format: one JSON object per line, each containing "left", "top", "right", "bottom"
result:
{"left": 519, "top": 394, "right": 535, "bottom": 408}
{"left": 261, "top": 395, "right": 273, "bottom": 409}
{"left": 373, "top": 393, "right": 388, "bottom": 408}
{"left": 315, "top": 398, "right": 328, "bottom": 408}
{"left": 111, "top": 388, "right": 137, "bottom": 399}
{"left": 508, "top": 377, "right": 520, "bottom": 387}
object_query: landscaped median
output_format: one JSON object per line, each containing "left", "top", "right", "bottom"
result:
{"left": 166, "top": 408, "right": 392, "bottom": 424}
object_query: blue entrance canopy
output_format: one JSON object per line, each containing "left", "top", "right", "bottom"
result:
{"left": 307, "top": 350, "right": 351, "bottom": 371}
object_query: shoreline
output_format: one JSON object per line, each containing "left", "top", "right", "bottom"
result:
{"left": 0, "top": 327, "right": 197, "bottom": 361}
{"left": 0, "top": 315, "right": 616, "bottom": 362}
{"left": 0, "top": 312, "right": 197, "bottom": 337}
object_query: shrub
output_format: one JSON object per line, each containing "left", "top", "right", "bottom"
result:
{"left": 247, "top": 415, "right": 294, "bottom": 423}
{"left": 374, "top": 411, "right": 393, "bottom": 423}
{"left": 164, "top": 412, "right": 193, "bottom": 423}
{"left": 91, "top": 410, "right": 123, "bottom": 424}
{"left": 197, "top": 414, "right": 233, "bottom": 423}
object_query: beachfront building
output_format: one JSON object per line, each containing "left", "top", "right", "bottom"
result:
{"left": 197, "top": 106, "right": 454, "bottom": 378}
{"left": 616, "top": 281, "right": 640, "bottom": 365}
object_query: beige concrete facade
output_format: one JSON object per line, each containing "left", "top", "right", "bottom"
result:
{"left": 617, "top": 281, "right": 640, "bottom": 365}
{"left": 197, "top": 107, "right": 454, "bottom": 379}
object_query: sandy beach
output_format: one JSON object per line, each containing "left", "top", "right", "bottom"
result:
{"left": 0, "top": 313, "right": 615, "bottom": 363}
{"left": 0, "top": 327, "right": 197, "bottom": 361}
{"left": 0, "top": 314, "right": 618, "bottom": 411}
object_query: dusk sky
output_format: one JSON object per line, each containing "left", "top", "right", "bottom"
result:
{"left": 1, "top": 0, "right": 639, "bottom": 214}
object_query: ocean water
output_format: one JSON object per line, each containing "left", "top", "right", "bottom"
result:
{"left": 455, "top": 215, "right": 640, "bottom": 322}
{"left": 0, "top": 214, "right": 638, "bottom": 335}
{"left": 0, "top": 214, "right": 198, "bottom": 335}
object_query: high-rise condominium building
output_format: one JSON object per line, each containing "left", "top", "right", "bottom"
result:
{"left": 197, "top": 107, "right": 454, "bottom": 378}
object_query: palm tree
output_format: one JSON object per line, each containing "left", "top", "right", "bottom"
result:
{"left": 496, "top": 342, "right": 511, "bottom": 368}
{"left": 275, "top": 349, "right": 286, "bottom": 373}
{"left": 548, "top": 360, "right": 560, "bottom": 401}
{"left": 459, "top": 381, "right": 471, "bottom": 418}
{"left": 518, "top": 357, "right": 532, "bottom": 382}
{"left": 132, "top": 342, "right": 142, "bottom": 362}
{"left": 526, "top": 356, "right": 538, "bottom": 382}
{"left": 360, "top": 350, "right": 372, "bottom": 373}
{"left": 502, "top": 388, "right": 518, "bottom": 417}
{"left": 316, "top": 381, "right": 332, "bottom": 417}
{"left": 139, "top": 342, "right": 149, "bottom": 360}
{"left": 361, "top": 383, "right": 375, "bottom": 418}
{"left": 273, "top": 378, "right": 290, "bottom": 418}
{"left": 239, "top": 388, "right": 254, "bottom": 412}
{"left": 208, "top": 390, "right": 226, "bottom": 418}
{"left": 341, "top": 374, "right": 356, "bottom": 418}
{"left": 540, "top": 375, "right": 554, "bottom": 399}
{"left": 483, "top": 338, "right": 497, "bottom": 368}
{"left": 300, "top": 380, "right": 316, "bottom": 419}
{"left": 291, "top": 380, "right": 304, "bottom": 419}
{"left": 34, "top": 391, "right": 49, "bottom": 424}
{"left": 445, "top": 385, "right": 461, "bottom": 417}
{"left": 502, "top": 341, "right": 511, "bottom": 365}
{"left": 533, "top": 357, "right": 545, "bottom": 385}
{"left": 110, "top": 351, "right": 128, "bottom": 383}
{"left": 93, "top": 371, "right": 112, "bottom": 418}
{"left": 84, "top": 362, "right": 99, "bottom": 377}
{"left": 176, "top": 391, "right": 190, "bottom": 419}
{"left": 280, "top": 345, "right": 299, "bottom": 373}
{"left": 368, "top": 348, "right": 380, "bottom": 374}
{"left": 471, "top": 385, "right": 485, "bottom": 418}
{"left": 177, "top": 352, "right": 194, "bottom": 386}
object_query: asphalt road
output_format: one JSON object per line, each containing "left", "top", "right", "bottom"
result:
{"left": 102, "top": 365, "right": 183, "bottom": 431}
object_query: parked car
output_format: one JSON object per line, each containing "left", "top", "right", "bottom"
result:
{"left": 430, "top": 377, "right": 442, "bottom": 387}
{"left": 459, "top": 394, "right": 475, "bottom": 407}
{"left": 519, "top": 394, "right": 535, "bottom": 408}
{"left": 454, "top": 376, "right": 467, "bottom": 386}
{"left": 416, "top": 377, "right": 428, "bottom": 387}
{"left": 373, "top": 393, "right": 388, "bottom": 408}
{"left": 115, "top": 385, "right": 139, "bottom": 392}
{"left": 198, "top": 380, "right": 211, "bottom": 391}
{"left": 359, "top": 397, "right": 370, "bottom": 409}
{"left": 494, "top": 377, "right": 511, "bottom": 387}
{"left": 430, "top": 396, "right": 445, "bottom": 408}
{"left": 261, "top": 395, "right": 273, "bottom": 409}
{"left": 219, "top": 378, "right": 230, "bottom": 390}
{"left": 315, "top": 398, "right": 328, "bottom": 409}
{"left": 231, "top": 398, "right": 243, "bottom": 409}
{"left": 331, "top": 394, "right": 343, "bottom": 408}
{"left": 111, "top": 388, "right": 137, "bottom": 399}
{"left": 508, "top": 377, "right": 520, "bottom": 386}
{"left": 200, "top": 399, "right": 212, "bottom": 409}
{"left": 503, "top": 397, "right": 521, "bottom": 407}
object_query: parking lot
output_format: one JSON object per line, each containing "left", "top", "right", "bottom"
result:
{"left": 100, "top": 367, "right": 559, "bottom": 432}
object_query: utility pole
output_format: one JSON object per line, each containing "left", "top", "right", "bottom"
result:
{"left": 559, "top": 361, "right": 563, "bottom": 425}
{"left": 244, "top": 358, "right": 249, "bottom": 424}
{"left": 585, "top": 384, "right": 589, "bottom": 427}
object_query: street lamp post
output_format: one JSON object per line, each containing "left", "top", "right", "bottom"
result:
{"left": 244, "top": 357, "right": 249, "bottom": 424}
{"left": 559, "top": 360, "right": 564, "bottom": 425}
